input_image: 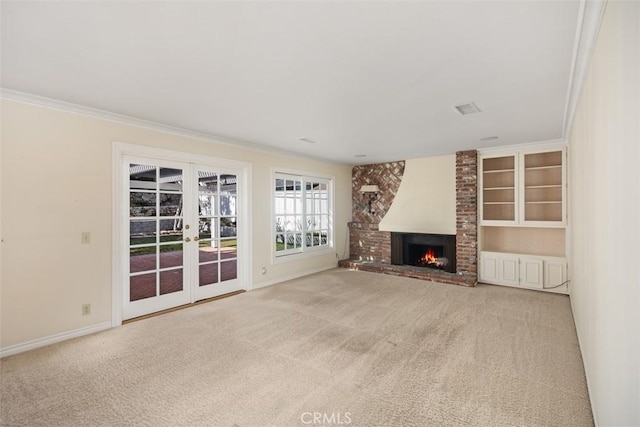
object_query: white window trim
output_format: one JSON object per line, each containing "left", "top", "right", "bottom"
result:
{"left": 271, "top": 167, "right": 335, "bottom": 264}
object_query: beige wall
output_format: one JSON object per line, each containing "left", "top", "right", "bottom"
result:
{"left": 0, "top": 99, "right": 352, "bottom": 349}
{"left": 568, "top": 1, "right": 640, "bottom": 425}
{"left": 379, "top": 155, "right": 456, "bottom": 234}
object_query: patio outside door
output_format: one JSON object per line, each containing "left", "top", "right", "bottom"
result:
{"left": 123, "top": 156, "right": 242, "bottom": 320}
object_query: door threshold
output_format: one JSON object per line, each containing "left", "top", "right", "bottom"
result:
{"left": 123, "top": 290, "right": 246, "bottom": 324}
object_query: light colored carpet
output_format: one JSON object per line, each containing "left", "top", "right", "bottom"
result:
{"left": 1, "top": 269, "right": 593, "bottom": 426}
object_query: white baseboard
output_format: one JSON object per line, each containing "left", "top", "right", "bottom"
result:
{"left": 251, "top": 264, "right": 337, "bottom": 290}
{"left": 0, "top": 321, "right": 112, "bottom": 359}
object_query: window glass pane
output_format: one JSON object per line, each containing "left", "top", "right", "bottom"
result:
{"left": 321, "top": 215, "right": 329, "bottom": 229}
{"left": 275, "top": 197, "right": 286, "bottom": 214}
{"left": 275, "top": 179, "right": 284, "bottom": 191}
{"left": 285, "top": 198, "right": 294, "bottom": 213}
{"left": 198, "top": 171, "right": 218, "bottom": 193}
{"left": 276, "top": 234, "right": 285, "bottom": 251}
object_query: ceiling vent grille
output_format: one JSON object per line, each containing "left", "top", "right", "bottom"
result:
{"left": 454, "top": 102, "right": 481, "bottom": 115}
{"left": 297, "top": 137, "right": 318, "bottom": 144}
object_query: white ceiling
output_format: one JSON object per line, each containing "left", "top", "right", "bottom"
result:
{"left": 1, "top": 1, "right": 581, "bottom": 164}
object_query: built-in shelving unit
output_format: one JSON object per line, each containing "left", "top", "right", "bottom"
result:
{"left": 479, "top": 144, "right": 568, "bottom": 294}
{"left": 481, "top": 155, "right": 516, "bottom": 222}
{"left": 523, "top": 151, "right": 564, "bottom": 223}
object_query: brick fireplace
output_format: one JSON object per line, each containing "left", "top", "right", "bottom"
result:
{"left": 339, "top": 150, "right": 477, "bottom": 286}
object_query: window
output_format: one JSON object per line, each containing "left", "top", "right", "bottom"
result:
{"left": 274, "top": 173, "right": 332, "bottom": 257}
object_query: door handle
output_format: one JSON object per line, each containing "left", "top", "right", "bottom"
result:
{"left": 193, "top": 236, "right": 200, "bottom": 241}
{"left": 184, "top": 237, "right": 191, "bottom": 242}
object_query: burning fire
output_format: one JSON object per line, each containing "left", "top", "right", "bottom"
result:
{"left": 419, "top": 248, "right": 446, "bottom": 267}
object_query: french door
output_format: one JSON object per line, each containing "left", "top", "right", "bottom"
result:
{"left": 123, "top": 155, "right": 243, "bottom": 320}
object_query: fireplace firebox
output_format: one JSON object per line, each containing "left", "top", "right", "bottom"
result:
{"left": 391, "top": 233, "right": 456, "bottom": 273}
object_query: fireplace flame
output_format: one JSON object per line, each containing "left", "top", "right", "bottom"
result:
{"left": 419, "top": 248, "right": 446, "bottom": 267}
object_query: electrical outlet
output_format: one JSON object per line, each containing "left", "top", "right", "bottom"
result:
{"left": 82, "top": 304, "right": 91, "bottom": 316}
{"left": 81, "top": 232, "right": 91, "bottom": 244}
{"left": 261, "top": 267, "right": 267, "bottom": 275}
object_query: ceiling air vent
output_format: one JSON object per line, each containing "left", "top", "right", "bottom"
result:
{"left": 297, "top": 137, "right": 318, "bottom": 144}
{"left": 454, "top": 102, "right": 481, "bottom": 115}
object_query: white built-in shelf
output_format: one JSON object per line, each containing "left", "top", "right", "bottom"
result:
{"left": 483, "top": 168, "right": 515, "bottom": 174}
{"left": 525, "top": 165, "right": 562, "bottom": 171}
{"left": 525, "top": 184, "right": 562, "bottom": 189}
{"left": 525, "top": 201, "right": 562, "bottom": 204}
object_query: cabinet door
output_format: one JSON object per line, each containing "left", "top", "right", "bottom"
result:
{"left": 544, "top": 260, "right": 567, "bottom": 292}
{"left": 520, "top": 258, "right": 544, "bottom": 289}
{"left": 480, "top": 253, "right": 499, "bottom": 283}
{"left": 481, "top": 155, "right": 517, "bottom": 224}
{"left": 499, "top": 256, "right": 520, "bottom": 286}
{"left": 521, "top": 150, "right": 565, "bottom": 225}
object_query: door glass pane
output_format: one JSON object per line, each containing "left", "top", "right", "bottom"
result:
{"left": 220, "top": 217, "right": 237, "bottom": 237}
{"left": 199, "top": 217, "right": 215, "bottom": 240}
{"left": 199, "top": 263, "right": 218, "bottom": 286}
{"left": 220, "top": 260, "right": 237, "bottom": 282}
{"left": 221, "top": 239, "right": 237, "bottom": 260}
{"left": 160, "top": 269, "right": 183, "bottom": 295}
{"left": 130, "top": 246, "right": 156, "bottom": 273}
{"left": 199, "top": 240, "right": 218, "bottom": 262}
{"left": 130, "top": 192, "right": 156, "bottom": 217}
{"left": 129, "top": 164, "right": 157, "bottom": 190}
{"left": 160, "top": 193, "right": 183, "bottom": 216}
{"left": 130, "top": 219, "right": 156, "bottom": 245}
{"left": 130, "top": 273, "right": 156, "bottom": 301}
{"left": 160, "top": 244, "right": 183, "bottom": 268}
{"left": 159, "top": 219, "right": 183, "bottom": 242}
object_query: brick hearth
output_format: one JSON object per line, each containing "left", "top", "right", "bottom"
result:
{"left": 340, "top": 151, "right": 478, "bottom": 287}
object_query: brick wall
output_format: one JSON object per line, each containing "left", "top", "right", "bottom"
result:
{"left": 348, "top": 161, "right": 405, "bottom": 262}
{"left": 455, "top": 150, "right": 478, "bottom": 276}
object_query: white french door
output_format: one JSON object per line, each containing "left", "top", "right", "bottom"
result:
{"left": 122, "top": 155, "right": 244, "bottom": 320}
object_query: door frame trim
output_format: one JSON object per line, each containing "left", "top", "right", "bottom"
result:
{"left": 112, "top": 142, "right": 252, "bottom": 326}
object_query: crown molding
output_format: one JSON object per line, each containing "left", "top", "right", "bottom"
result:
{"left": 562, "top": 0, "right": 608, "bottom": 141}
{"left": 477, "top": 138, "right": 567, "bottom": 156}
{"left": 0, "top": 88, "right": 346, "bottom": 165}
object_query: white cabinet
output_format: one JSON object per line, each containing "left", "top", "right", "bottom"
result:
{"left": 480, "top": 147, "right": 566, "bottom": 227}
{"left": 479, "top": 251, "right": 567, "bottom": 294}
